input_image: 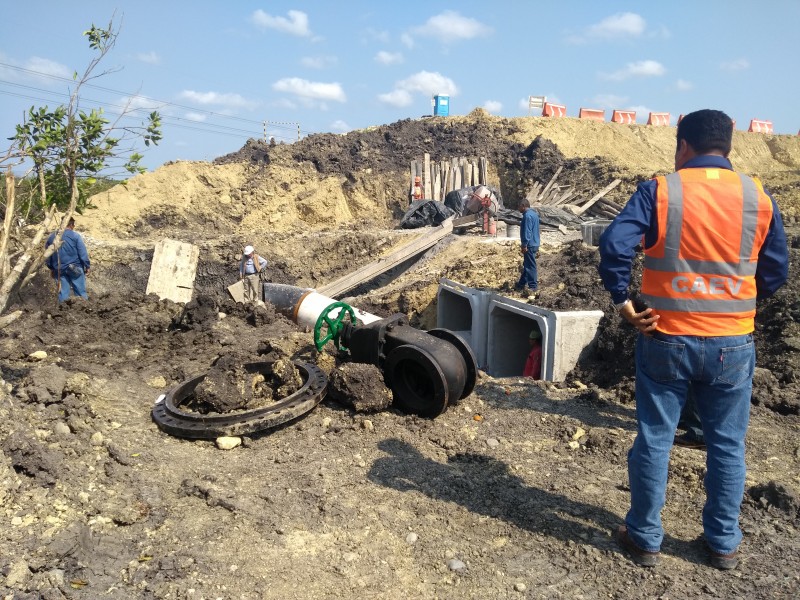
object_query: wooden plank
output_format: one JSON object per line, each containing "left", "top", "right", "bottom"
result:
{"left": 553, "top": 190, "right": 575, "bottom": 206}
{"left": 433, "top": 171, "right": 441, "bottom": 201}
{"left": 526, "top": 181, "right": 542, "bottom": 202}
{"left": 479, "top": 157, "right": 488, "bottom": 185}
{"left": 409, "top": 160, "right": 417, "bottom": 200}
{"left": 317, "top": 219, "right": 455, "bottom": 298}
{"left": 423, "top": 153, "right": 432, "bottom": 200}
{"left": 146, "top": 239, "right": 199, "bottom": 304}
{"left": 575, "top": 179, "right": 622, "bottom": 215}
{"left": 472, "top": 163, "right": 480, "bottom": 187}
{"left": 453, "top": 166, "right": 462, "bottom": 191}
{"left": 540, "top": 166, "right": 563, "bottom": 199}
{"left": 452, "top": 214, "right": 481, "bottom": 227}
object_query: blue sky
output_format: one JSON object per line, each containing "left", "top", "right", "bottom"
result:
{"left": 2, "top": 1, "right": 799, "bottom": 172}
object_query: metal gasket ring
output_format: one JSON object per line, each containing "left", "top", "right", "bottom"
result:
{"left": 152, "top": 361, "right": 327, "bottom": 439}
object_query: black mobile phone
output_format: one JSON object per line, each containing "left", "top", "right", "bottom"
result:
{"left": 631, "top": 294, "right": 649, "bottom": 313}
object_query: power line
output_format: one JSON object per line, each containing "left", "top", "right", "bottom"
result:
{"left": 0, "top": 86, "right": 297, "bottom": 143}
{"left": 0, "top": 62, "right": 318, "bottom": 136}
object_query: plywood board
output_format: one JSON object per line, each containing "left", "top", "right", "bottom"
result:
{"left": 227, "top": 279, "right": 246, "bottom": 303}
{"left": 145, "top": 239, "right": 199, "bottom": 304}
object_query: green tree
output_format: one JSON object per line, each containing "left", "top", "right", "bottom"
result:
{"left": 0, "top": 18, "right": 161, "bottom": 316}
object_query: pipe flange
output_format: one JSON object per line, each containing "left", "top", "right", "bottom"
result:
{"left": 426, "top": 328, "right": 478, "bottom": 400}
{"left": 385, "top": 344, "right": 449, "bottom": 418}
{"left": 152, "top": 361, "right": 328, "bottom": 439}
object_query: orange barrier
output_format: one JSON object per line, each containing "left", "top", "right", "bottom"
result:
{"left": 647, "top": 112, "right": 670, "bottom": 126}
{"left": 611, "top": 110, "right": 636, "bottom": 124}
{"left": 748, "top": 119, "right": 773, "bottom": 133}
{"left": 542, "top": 102, "right": 567, "bottom": 117}
{"left": 579, "top": 108, "right": 605, "bottom": 121}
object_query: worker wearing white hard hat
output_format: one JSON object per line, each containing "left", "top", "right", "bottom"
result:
{"left": 238, "top": 244, "right": 268, "bottom": 302}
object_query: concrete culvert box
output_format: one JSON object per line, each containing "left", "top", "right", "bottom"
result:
{"left": 487, "top": 295, "right": 604, "bottom": 382}
{"left": 436, "top": 279, "right": 489, "bottom": 369}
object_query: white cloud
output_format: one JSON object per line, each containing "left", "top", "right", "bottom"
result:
{"left": 600, "top": 60, "right": 665, "bottom": 81}
{"left": 363, "top": 28, "right": 390, "bottom": 43}
{"left": 675, "top": 79, "right": 693, "bottom": 91}
{"left": 483, "top": 100, "right": 502, "bottom": 113}
{"left": 567, "top": 12, "right": 648, "bottom": 44}
{"left": 411, "top": 11, "right": 490, "bottom": 42}
{"left": 378, "top": 89, "right": 413, "bottom": 107}
{"left": 588, "top": 13, "right": 646, "bottom": 38}
{"left": 721, "top": 58, "right": 750, "bottom": 72}
{"left": 136, "top": 51, "right": 161, "bottom": 65}
{"left": 396, "top": 71, "right": 458, "bottom": 96}
{"left": 301, "top": 55, "right": 337, "bottom": 69}
{"left": 120, "top": 95, "right": 164, "bottom": 112}
{"left": 375, "top": 51, "right": 404, "bottom": 65}
{"left": 330, "top": 119, "right": 351, "bottom": 133}
{"left": 184, "top": 112, "right": 207, "bottom": 122}
{"left": 592, "top": 94, "right": 629, "bottom": 108}
{"left": 627, "top": 105, "right": 653, "bottom": 123}
{"left": 400, "top": 32, "right": 414, "bottom": 49}
{"left": 178, "top": 90, "right": 258, "bottom": 110}
{"left": 23, "top": 56, "right": 72, "bottom": 80}
{"left": 518, "top": 97, "right": 531, "bottom": 111}
{"left": 378, "top": 71, "right": 458, "bottom": 108}
{"left": 250, "top": 9, "right": 310, "bottom": 37}
{"left": 272, "top": 78, "right": 346, "bottom": 102}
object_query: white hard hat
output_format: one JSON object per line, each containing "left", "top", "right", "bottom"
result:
{"left": 243, "top": 245, "right": 254, "bottom": 255}
{"left": 475, "top": 185, "right": 490, "bottom": 197}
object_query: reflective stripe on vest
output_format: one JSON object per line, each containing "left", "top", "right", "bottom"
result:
{"left": 640, "top": 168, "right": 772, "bottom": 335}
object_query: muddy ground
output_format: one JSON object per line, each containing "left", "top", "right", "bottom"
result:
{"left": 2, "top": 114, "right": 800, "bottom": 599}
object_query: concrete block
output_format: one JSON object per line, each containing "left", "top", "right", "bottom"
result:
{"left": 436, "top": 279, "right": 490, "bottom": 369}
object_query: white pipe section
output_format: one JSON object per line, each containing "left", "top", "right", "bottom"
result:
{"left": 296, "top": 291, "right": 383, "bottom": 328}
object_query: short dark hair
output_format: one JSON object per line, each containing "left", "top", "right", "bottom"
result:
{"left": 519, "top": 199, "right": 531, "bottom": 210}
{"left": 67, "top": 217, "right": 76, "bottom": 227}
{"left": 676, "top": 109, "right": 733, "bottom": 156}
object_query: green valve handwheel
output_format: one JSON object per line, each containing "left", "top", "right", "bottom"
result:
{"left": 314, "top": 301, "right": 357, "bottom": 351}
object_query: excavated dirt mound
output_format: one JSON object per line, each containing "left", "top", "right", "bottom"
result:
{"left": 2, "top": 114, "right": 800, "bottom": 599}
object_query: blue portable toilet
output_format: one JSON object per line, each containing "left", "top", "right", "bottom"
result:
{"left": 433, "top": 94, "right": 450, "bottom": 117}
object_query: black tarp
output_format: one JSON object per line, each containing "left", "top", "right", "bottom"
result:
{"left": 399, "top": 200, "right": 455, "bottom": 229}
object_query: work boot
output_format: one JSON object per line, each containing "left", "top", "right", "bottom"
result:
{"left": 707, "top": 544, "right": 738, "bottom": 570}
{"left": 615, "top": 526, "right": 661, "bottom": 567}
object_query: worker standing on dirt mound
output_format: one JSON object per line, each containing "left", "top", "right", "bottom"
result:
{"left": 515, "top": 199, "right": 540, "bottom": 296}
{"left": 598, "top": 109, "right": 788, "bottom": 570}
{"left": 239, "top": 245, "right": 267, "bottom": 302}
{"left": 45, "top": 217, "right": 91, "bottom": 303}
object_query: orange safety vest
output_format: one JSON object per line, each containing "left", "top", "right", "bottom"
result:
{"left": 641, "top": 168, "right": 773, "bottom": 336}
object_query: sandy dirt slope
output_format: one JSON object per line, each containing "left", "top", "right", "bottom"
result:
{"left": 2, "top": 114, "right": 800, "bottom": 599}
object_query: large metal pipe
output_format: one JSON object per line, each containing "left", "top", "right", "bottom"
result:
{"left": 262, "top": 283, "right": 382, "bottom": 326}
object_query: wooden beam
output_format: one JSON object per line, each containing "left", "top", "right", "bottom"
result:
{"left": 423, "top": 153, "right": 432, "bottom": 199}
{"left": 575, "top": 179, "right": 622, "bottom": 215}
{"left": 317, "top": 219, "right": 455, "bottom": 298}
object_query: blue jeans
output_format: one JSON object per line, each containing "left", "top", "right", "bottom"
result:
{"left": 678, "top": 388, "right": 704, "bottom": 442}
{"left": 57, "top": 264, "right": 88, "bottom": 303}
{"left": 516, "top": 246, "right": 538, "bottom": 290}
{"left": 626, "top": 332, "right": 754, "bottom": 555}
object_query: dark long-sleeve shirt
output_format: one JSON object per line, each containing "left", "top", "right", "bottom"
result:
{"left": 598, "top": 155, "right": 788, "bottom": 305}
{"left": 46, "top": 229, "right": 90, "bottom": 272}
